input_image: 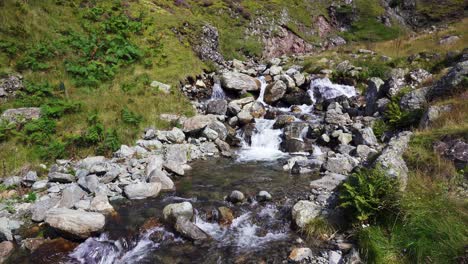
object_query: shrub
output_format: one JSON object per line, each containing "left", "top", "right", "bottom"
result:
{"left": 340, "top": 167, "right": 400, "bottom": 223}
{"left": 121, "top": 107, "right": 143, "bottom": 126}
{"left": 372, "top": 119, "right": 388, "bottom": 140}
{"left": 384, "top": 97, "right": 423, "bottom": 130}
{"left": 97, "top": 129, "right": 121, "bottom": 155}
{"left": 0, "top": 120, "right": 16, "bottom": 143}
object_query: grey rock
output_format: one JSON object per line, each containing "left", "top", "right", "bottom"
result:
{"left": 408, "top": 69, "right": 432, "bottom": 87}
{"left": 227, "top": 190, "right": 245, "bottom": 203}
{"left": 31, "top": 196, "right": 60, "bottom": 222}
{"left": 3, "top": 176, "right": 21, "bottom": 187}
{"left": 310, "top": 172, "right": 347, "bottom": 192}
{"left": 207, "top": 121, "right": 228, "bottom": 141}
{"left": 329, "top": 250, "right": 342, "bottom": 264}
{"left": 165, "top": 144, "right": 189, "bottom": 165}
{"left": 0, "top": 217, "right": 22, "bottom": 241}
{"left": 249, "top": 101, "right": 266, "bottom": 118}
{"left": 291, "top": 159, "right": 323, "bottom": 174}
{"left": 365, "top": 77, "right": 384, "bottom": 116}
{"left": 124, "top": 182, "right": 161, "bottom": 200}
{"left": 146, "top": 155, "right": 164, "bottom": 177}
{"left": 428, "top": 60, "right": 468, "bottom": 100}
{"left": 32, "top": 180, "right": 48, "bottom": 191}
{"left": 293, "top": 72, "right": 306, "bottom": 87}
{"left": 292, "top": 200, "right": 320, "bottom": 228}
{"left": 22, "top": 171, "right": 38, "bottom": 187}
{"left": 182, "top": 114, "right": 219, "bottom": 133}
{"left": 400, "top": 87, "right": 429, "bottom": 111}
{"left": 174, "top": 217, "right": 210, "bottom": 241}
{"left": 58, "top": 184, "right": 87, "bottom": 209}
{"left": 136, "top": 139, "right": 163, "bottom": 150}
{"left": 194, "top": 24, "right": 224, "bottom": 64}
{"left": 237, "top": 111, "right": 253, "bottom": 125}
{"left": 353, "top": 127, "right": 378, "bottom": 146}
{"left": 419, "top": 104, "right": 452, "bottom": 128}
{"left": 45, "top": 208, "right": 105, "bottom": 239}
{"left": 48, "top": 172, "right": 75, "bottom": 183}
{"left": 47, "top": 185, "right": 61, "bottom": 193}
{"left": 264, "top": 80, "right": 287, "bottom": 104}
{"left": 377, "top": 97, "right": 391, "bottom": 113}
{"left": 163, "top": 202, "right": 194, "bottom": 222}
{"left": 150, "top": 81, "right": 171, "bottom": 94}
{"left": 166, "top": 127, "right": 185, "bottom": 143}
{"left": 74, "top": 199, "right": 91, "bottom": 211}
{"left": 221, "top": 72, "right": 260, "bottom": 92}
{"left": 269, "top": 65, "right": 283, "bottom": 76}
{"left": 148, "top": 169, "right": 174, "bottom": 190}
{"left": 1, "top": 107, "right": 41, "bottom": 124}
{"left": 115, "top": 145, "right": 135, "bottom": 158}
{"left": 202, "top": 127, "right": 219, "bottom": 140}
{"left": 77, "top": 156, "right": 106, "bottom": 170}
{"left": 325, "top": 154, "right": 358, "bottom": 174}
{"left": 206, "top": 99, "right": 227, "bottom": 115}
{"left": 257, "top": 191, "right": 272, "bottom": 202}
{"left": 356, "top": 145, "right": 379, "bottom": 161}
{"left": 89, "top": 193, "right": 114, "bottom": 215}
{"left": 439, "top": 35, "right": 460, "bottom": 45}
{"left": 0, "top": 241, "right": 14, "bottom": 263}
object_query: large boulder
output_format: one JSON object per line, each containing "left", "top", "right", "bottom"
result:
{"left": 175, "top": 217, "right": 210, "bottom": 241}
{"left": 292, "top": 200, "right": 320, "bottom": 228}
{"left": 48, "top": 172, "right": 75, "bottom": 183}
{"left": 148, "top": 169, "right": 174, "bottom": 190}
{"left": 1, "top": 107, "right": 41, "bottom": 124}
{"left": 324, "top": 154, "right": 358, "bottom": 174}
{"left": 44, "top": 208, "right": 105, "bottom": 239}
{"left": 124, "top": 182, "right": 161, "bottom": 200}
{"left": 400, "top": 87, "right": 429, "bottom": 111}
{"left": 428, "top": 60, "right": 468, "bottom": 100}
{"left": 182, "top": 115, "right": 219, "bottom": 133}
{"left": 419, "top": 104, "right": 452, "bottom": 129}
{"left": 163, "top": 202, "right": 194, "bottom": 223}
{"left": 220, "top": 72, "right": 260, "bottom": 92}
{"left": 365, "top": 77, "right": 384, "bottom": 116}
{"left": 374, "top": 131, "right": 412, "bottom": 189}
{"left": 264, "top": 80, "right": 287, "bottom": 104}
{"left": 206, "top": 99, "right": 227, "bottom": 115}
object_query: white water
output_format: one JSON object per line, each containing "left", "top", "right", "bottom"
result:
{"left": 195, "top": 207, "right": 288, "bottom": 251}
{"left": 68, "top": 227, "right": 182, "bottom": 264}
{"left": 256, "top": 76, "right": 267, "bottom": 104}
{"left": 211, "top": 79, "right": 226, "bottom": 100}
{"left": 237, "top": 119, "right": 287, "bottom": 162}
{"left": 309, "top": 77, "right": 357, "bottom": 101}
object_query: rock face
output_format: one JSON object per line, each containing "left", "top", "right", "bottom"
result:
{"left": 263, "top": 26, "right": 314, "bottom": 59}
{"left": 0, "top": 75, "right": 23, "bottom": 99}
{"left": 45, "top": 208, "right": 105, "bottom": 239}
{"left": 1, "top": 107, "right": 41, "bottom": 124}
{"left": 220, "top": 72, "right": 260, "bottom": 92}
{"left": 291, "top": 200, "right": 320, "bottom": 228}
{"left": 374, "top": 131, "right": 412, "bottom": 189}
{"left": 124, "top": 182, "right": 161, "bottom": 200}
{"left": 194, "top": 24, "right": 224, "bottom": 64}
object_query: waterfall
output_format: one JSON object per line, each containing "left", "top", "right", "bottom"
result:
{"left": 237, "top": 119, "right": 286, "bottom": 162}
{"left": 211, "top": 78, "right": 226, "bottom": 100}
{"left": 309, "top": 77, "right": 357, "bottom": 101}
{"left": 256, "top": 76, "right": 267, "bottom": 104}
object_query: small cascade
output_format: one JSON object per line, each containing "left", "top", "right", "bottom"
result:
{"left": 211, "top": 78, "right": 226, "bottom": 100}
{"left": 237, "top": 119, "right": 287, "bottom": 162}
{"left": 309, "top": 77, "right": 357, "bottom": 101}
{"left": 256, "top": 76, "right": 268, "bottom": 104}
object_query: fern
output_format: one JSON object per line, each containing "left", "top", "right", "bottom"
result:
{"left": 121, "top": 108, "right": 143, "bottom": 126}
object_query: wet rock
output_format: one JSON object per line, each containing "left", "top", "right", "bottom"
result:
{"left": 48, "top": 172, "right": 75, "bottom": 183}
{"left": 175, "top": 217, "right": 210, "bottom": 241}
{"left": 237, "top": 111, "right": 253, "bottom": 125}
{"left": 0, "top": 241, "right": 14, "bottom": 263}
{"left": 227, "top": 190, "right": 245, "bottom": 203}
{"left": 281, "top": 139, "right": 307, "bottom": 153}
{"left": 218, "top": 206, "right": 234, "bottom": 226}
{"left": 374, "top": 131, "right": 412, "bottom": 189}
{"left": 264, "top": 80, "right": 287, "bottom": 104}
{"left": 221, "top": 72, "right": 260, "bottom": 92}
{"left": 206, "top": 99, "right": 227, "bottom": 115}
{"left": 283, "top": 156, "right": 308, "bottom": 171}
{"left": 289, "top": 247, "right": 313, "bottom": 262}
{"left": 365, "top": 77, "right": 384, "bottom": 116}
{"left": 0, "top": 217, "right": 22, "bottom": 241}
{"left": 45, "top": 208, "right": 105, "bottom": 239}
{"left": 256, "top": 191, "right": 272, "bottom": 202}
{"left": 1, "top": 107, "right": 41, "bottom": 124}
{"left": 148, "top": 169, "right": 174, "bottom": 190}
{"left": 183, "top": 114, "right": 219, "bottom": 133}
{"left": 249, "top": 101, "right": 266, "bottom": 118}
{"left": 124, "top": 182, "right": 161, "bottom": 200}
{"left": 292, "top": 200, "right": 320, "bottom": 228}
{"left": 291, "top": 159, "right": 323, "bottom": 174}
{"left": 163, "top": 202, "right": 194, "bottom": 222}
{"left": 281, "top": 90, "right": 313, "bottom": 105}
{"left": 273, "top": 115, "right": 295, "bottom": 129}
{"left": 419, "top": 104, "right": 452, "bottom": 128}
{"left": 58, "top": 184, "right": 87, "bottom": 209}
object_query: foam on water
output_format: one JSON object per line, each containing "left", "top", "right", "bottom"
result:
{"left": 256, "top": 76, "right": 268, "bottom": 105}
{"left": 309, "top": 77, "right": 357, "bottom": 100}
{"left": 211, "top": 78, "right": 226, "bottom": 100}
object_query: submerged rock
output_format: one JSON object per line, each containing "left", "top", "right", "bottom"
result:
{"left": 175, "top": 217, "right": 210, "bottom": 241}
{"left": 45, "top": 208, "right": 105, "bottom": 239}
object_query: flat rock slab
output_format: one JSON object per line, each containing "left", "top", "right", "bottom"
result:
{"left": 45, "top": 208, "right": 105, "bottom": 239}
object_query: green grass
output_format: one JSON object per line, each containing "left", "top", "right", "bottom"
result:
{"left": 302, "top": 217, "right": 336, "bottom": 240}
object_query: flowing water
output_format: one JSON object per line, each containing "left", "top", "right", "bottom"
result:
{"left": 211, "top": 79, "right": 226, "bottom": 100}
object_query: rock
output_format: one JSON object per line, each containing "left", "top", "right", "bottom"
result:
{"left": 0, "top": 75, "right": 23, "bottom": 98}
{"left": 227, "top": 101, "right": 242, "bottom": 116}
{"left": 206, "top": 99, "right": 227, "bottom": 115}
{"left": 310, "top": 172, "right": 347, "bottom": 192}
{"left": 174, "top": 217, "right": 210, "bottom": 241}
{"left": 79, "top": 175, "right": 99, "bottom": 193}
{"left": 183, "top": 114, "right": 219, "bottom": 133}
{"left": 21, "top": 171, "right": 38, "bottom": 187}
{"left": 365, "top": 77, "right": 384, "bottom": 116}
{"left": 136, "top": 139, "right": 163, "bottom": 150}
{"left": 292, "top": 200, "right": 320, "bottom": 228}
{"left": 124, "top": 182, "right": 161, "bottom": 200}
{"left": 329, "top": 35, "right": 347, "bottom": 46}
{"left": 433, "top": 139, "right": 468, "bottom": 169}
{"left": 283, "top": 156, "right": 308, "bottom": 171}
{"left": 249, "top": 101, "right": 266, "bottom": 118}
{"left": 165, "top": 144, "right": 189, "bottom": 165}
{"left": 439, "top": 35, "right": 460, "bottom": 45}
{"left": 214, "top": 138, "right": 232, "bottom": 157}
{"left": 263, "top": 27, "right": 314, "bottom": 59}
{"left": 353, "top": 127, "right": 378, "bottom": 146}
{"left": 257, "top": 191, "right": 272, "bottom": 202}
{"left": 45, "top": 208, "right": 105, "bottom": 239}
{"left": 280, "top": 74, "right": 295, "bottom": 89}
{"left": 207, "top": 121, "right": 228, "bottom": 141}
{"left": 144, "top": 129, "right": 156, "bottom": 140}
{"left": 293, "top": 72, "right": 306, "bottom": 87}
{"left": 325, "top": 154, "right": 358, "bottom": 174}
{"left": 356, "top": 145, "right": 378, "bottom": 161}
{"left": 148, "top": 169, "right": 174, "bottom": 190}
{"left": 202, "top": 127, "right": 219, "bottom": 140}
{"left": 237, "top": 111, "right": 253, "bottom": 125}
{"left": 264, "top": 80, "right": 287, "bottom": 104}
{"left": 146, "top": 155, "right": 164, "bottom": 177}
{"left": 325, "top": 106, "right": 352, "bottom": 126}
{"left": 273, "top": 115, "right": 295, "bottom": 129}
{"left": 77, "top": 156, "right": 106, "bottom": 170}
{"left": 419, "top": 104, "right": 452, "bottom": 128}
{"left": 164, "top": 161, "right": 185, "bottom": 176}
{"left": 194, "top": 24, "right": 224, "bottom": 64}
{"left": 400, "top": 87, "right": 429, "bottom": 111}
{"left": 289, "top": 247, "right": 313, "bottom": 262}
{"left": 0, "top": 241, "right": 14, "bottom": 262}
{"left": 166, "top": 127, "right": 185, "bottom": 143}
{"left": 291, "top": 159, "right": 323, "bottom": 174}
{"left": 150, "top": 81, "right": 171, "bottom": 93}
{"left": 377, "top": 98, "right": 391, "bottom": 113}
{"left": 32, "top": 180, "right": 48, "bottom": 191}
{"left": 218, "top": 207, "right": 234, "bottom": 226}
{"left": 1, "top": 107, "right": 41, "bottom": 124}
{"left": 58, "top": 184, "right": 87, "bottom": 209}
{"left": 2, "top": 176, "right": 21, "bottom": 187}
{"left": 329, "top": 250, "right": 342, "bottom": 264}
{"left": 115, "top": 145, "right": 135, "bottom": 158}
{"left": 227, "top": 190, "right": 245, "bottom": 203}
{"left": 269, "top": 65, "right": 283, "bottom": 76}
{"left": 220, "top": 72, "right": 260, "bottom": 92}
{"left": 163, "top": 202, "right": 194, "bottom": 222}
{"left": 89, "top": 193, "right": 115, "bottom": 215}
{"left": 374, "top": 131, "right": 412, "bottom": 189}
{"left": 48, "top": 172, "right": 75, "bottom": 183}
{"left": 0, "top": 217, "right": 22, "bottom": 241}
{"left": 332, "top": 130, "right": 353, "bottom": 145}
{"left": 428, "top": 60, "right": 468, "bottom": 100}
{"left": 408, "top": 69, "right": 432, "bottom": 87}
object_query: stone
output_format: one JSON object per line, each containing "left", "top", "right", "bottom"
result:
{"left": 166, "top": 127, "right": 185, "bottom": 144}
{"left": 264, "top": 80, "right": 287, "bottom": 104}
{"left": 150, "top": 81, "right": 171, "bottom": 93}
{"left": 183, "top": 114, "right": 219, "bottom": 133}
{"left": 77, "top": 156, "right": 106, "bottom": 170}
{"left": 45, "top": 208, "right": 105, "bottom": 239}
{"left": 146, "top": 155, "right": 164, "bottom": 177}
{"left": 194, "top": 24, "right": 224, "bottom": 64}
{"left": 0, "top": 241, "right": 14, "bottom": 262}
{"left": 31, "top": 196, "right": 61, "bottom": 222}
{"left": 365, "top": 77, "right": 384, "bottom": 116}
{"left": 273, "top": 115, "right": 295, "bottom": 129}
{"left": 144, "top": 129, "right": 156, "bottom": 140}
{"left": 291, "top": 159, "right": 323, "bottom": 174}
{"left": 433, "top": 139, "right": 468, "bottom": 169}
{"left": 439, "top": 35, "right": 460, "bottom": 45}
{"left": 257, "top": 191, "right": 272, "bottom": 202}
{"left": 329, "top": 250, "right": 342, "bottom": 264}
{"left": 79, "top": 175, "right": 99, "bottom": 193}
{"left": 58, "top": 184, "right": 87, "bottom": 209}
{"left": 310, "top": 172, "right": 347, "bottom": 192}
{"left": 206, "top": 99, "right": 227, "bottom": 115}
{"left": 148, "top": 169, "right": 174, "bottom": 190}
{"left": 289, "top": 247, "right": 313, "bottom": 262}
{"left": 353, "top": 127, "right": 378, "bottom": 146}
{"left": 136, "top": 139, "right": 163, "bottom": 150}
{"left": 32, "top": 180, "right": 48, "bottom": 191}
{"left": 249, "top": 101, "right": 266, "bottom": 118}
{"left": 218, "top": 207, "right": 234, "bottom": 226}
{"left": 0, "top": 217, "right": 22, "bottom": 241}
{"left": 202, "top": 127, "right": 219, "bottom": 140}
{"left": 269, "top": 65, "right": 283, "bottom": 76}
{"left": 381, "top": 74, "right": 406, "bottom": 97}
{"left": 165, "top": 144, "right": 189, "bottom": 165}
{"left": 227, "top": 102, "right": 241, "bottom": 116}
{"left": 408, "top": 69, "right": 432, "bottom": 87}
{"left": 48, "top": 172, "right": 75, "bottom": 183}
{"left": 164, "top": 161, "right": 185, "bottom": 176}
{"left": 419, "top": 104, "right": 452, "bottom": 129}
{"left": 2, "top": 176, "right": 21, "bottom": 187}
{"left": 124, "top": 182, "right": 161, "bottom": 200}
{"left": 214, "top": 138, "right": 232, "bottom": 157}
{"left": 400, "top": 87, "right": 429, "bottom": 111}
{"left": 325, "top": 108, "right": 351, "bottom": 126}
{"left": 280, "top": 74, "right": 295, "bottom": 89}
{"left": 325, "top": 154, "right": 358, "bottom": 174}
{"left": 163, "top": 202, "right": 194, "bottom": 223}
{"left": 428, "top": 60, "right": 468, "bottom": 100}
{"left": 174, "top": 217, "right": 210, "bottom": 241}
{"left": 356, "top": 145, "right": 378, "bottom": 161}
{"left": 1, "top": 107, "right": 41, "bottom": 124}
{"left": 227, "top": 190, "right": 245, "bottom": 203}
{"left": 283, "top": 156, "right": 308, "bottom": 171}
{"left": 220, "top": 72, "right": 260, "bottom": 92}
{"left": 207, "top": 121, "right": 228, "bottom": 141}
{"left": 89, "top": 193, "right": 115, "bottom": 215}
{"left": 374, "top": 131, "right": 412, "bottom": 189}
{"left": 115, "top": 145, "right": 135, "bottom": 158}
{"left": 292, "top": 200, "right": 320, "bottom": 228}
{"left": 22, "top": 171, "right": 38, "bottom": 187}
{"left": 237, "top": 111, "right": 253, "bottom": 125}
{"left": 74, "top": 199, "right": 91, "bottom": 211}
{"left": 293, "top": 72, "right": 306, "bottom": 87}
{"left": 377, "top": 98, "right": 391, "bottom": 113}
